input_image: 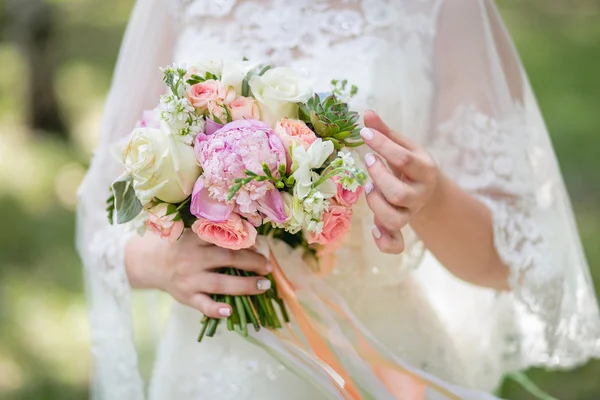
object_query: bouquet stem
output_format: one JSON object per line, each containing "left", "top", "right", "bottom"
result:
{"left": 197, "top": 267, "right": 289, "bottom": 342}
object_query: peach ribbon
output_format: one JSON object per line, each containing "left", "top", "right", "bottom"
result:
{"left": 269, "top": 250, "right": 459, "bottom": 400}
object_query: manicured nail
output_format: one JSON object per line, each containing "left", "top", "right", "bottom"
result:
{"left": 365, "top": 153, "right": 376, "bottom": 167}
{"left": 219, "top": 308, "right": 231, "bottom": 317}
{"left": 372, "top": 225, "right": 382, "bottom": 239}
{"left": 257, "top": 279, "right": 271, "bottom": 291}
{"left": 360, "top": 127, "right": 374, "bottom": 141}
{"left": 364, "top": 181, "right": 374, "bottom": 195}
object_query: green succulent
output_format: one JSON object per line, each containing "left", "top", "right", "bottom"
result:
{"left": 298, "top": 93, "right": 363, "bottom": 150}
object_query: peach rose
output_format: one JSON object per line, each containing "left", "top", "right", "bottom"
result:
{"left": 306, "top": 204, "right": 352, "bottom": 246}
{"left": 186, "top": 80, "right": 235, "bottom": 112}
{"left": 274, "top": 118, "right": 317, "bottom": 155}
{"left": 228, "top": 96, "right": 260, "bottom": 121}
{"left": 207, "top": 100, "right": 229, "bottom": 124}
{"left": 192, "top": 213, "right": 257, "bottom": 250}
{"left": 333, "top": 176, "right": 364, "bottom": 207}
{"left": 145, "top": 203, "right": 184, "bottom": 244}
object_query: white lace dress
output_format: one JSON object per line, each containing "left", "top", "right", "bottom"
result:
{"left": 76, "top": 1, "right": 600, "bottom": 399}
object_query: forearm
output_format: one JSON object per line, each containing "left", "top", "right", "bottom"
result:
{"left": 410, "top": 173, "right": 510, "bottom": 290}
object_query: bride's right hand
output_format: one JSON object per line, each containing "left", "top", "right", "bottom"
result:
{"left": 125, "top": 230, "right": 272, "bottom": 319}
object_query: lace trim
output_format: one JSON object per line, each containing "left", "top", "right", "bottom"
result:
{"left": 173, "top": 0, "right": 442, "bottom": 65}
{"left": 431, "top": 103, "right": 600, "bottom": 369}
{"left": 86, "top": 223, "right": 144, "bottom": 399}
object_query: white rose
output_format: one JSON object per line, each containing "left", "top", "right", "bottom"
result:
{"left": 249, "top": 67, "right": 313, "bottom": 126}
{"left": 123, "top": 127, "right": 201, "bottom": 204}
{"left": 221, "top": 59, "right": 260, "bottom": 93}
{"left": 189, "top": 60, "right": 224, "bottom": 78}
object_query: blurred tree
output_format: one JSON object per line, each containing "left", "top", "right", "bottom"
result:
{"left": 5, "top": 0, "right": 67, "bottom": 138}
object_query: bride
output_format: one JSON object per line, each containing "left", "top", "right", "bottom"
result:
{"left": 77, "top": 0, "right": 600, "bottom": 399}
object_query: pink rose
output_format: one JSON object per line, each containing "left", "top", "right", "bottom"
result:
{"left": 274, "top": 118, "right": 317, "bottom": 155}
{"left": 144, "top": 203, "right": 184, "bottom": 244}
{"left": 192, "top": 213, "right": 257, "bottom": 250}
{"left": 228, "top": 96, "right": 260, "bottom": 121}
{"left": 186, "top": 80, "right": 235, "bottom": 112}
{"left": 207, "top": 100, "right": 229, "bottom": 124}
{"left": 306, "top": 204, "right": 352, "bottom": 246}
{"left": 333, "top": 176, "right": 364, "bottom": 207}
{"left": 192, "top": 119, "right": 288, "bottom": 224}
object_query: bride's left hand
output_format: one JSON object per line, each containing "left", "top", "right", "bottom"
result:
{"left": 360, "top": 110, "right": 440, "bottom": 254}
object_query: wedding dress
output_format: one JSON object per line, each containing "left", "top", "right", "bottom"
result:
{"left": 76, "top": 0, "right": 600, "bottom": 399}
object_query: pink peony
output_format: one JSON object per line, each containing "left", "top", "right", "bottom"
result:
{"left": 306, "top": 204, "right": 352, "bottom": 246}
{"left": 192, "top": 119, "right": 288, "bottom": 224}
{"left": 192, "top": 213, "right": 257, "bottom": 250}
{"left": 186, "top": 80, "right": 235, "bottom": 112}
{"left": 144, "top": 203, "right": 184, "bottom": 244}
{"left": 333, "top": 176, "right": 364, "bottom": 207}
{"left": 274, "top": 118, "right": 317, "bottom": 155}
{"left": 228, "top": 96, "right": 260, "bottom": 121}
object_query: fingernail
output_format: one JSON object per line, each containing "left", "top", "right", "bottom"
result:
{"left": 265, "top": 263, "right": 273, "bottom": 273}
{"left": 257, "top": 279, "right": 271, "bottom": 291}
{"left": 372, "top": 225, "right": 382, "bottom": 239}
{"left": 364, "top": 181, "right": 374, "bottom": 195}
{"left": 360, "top": 127, "right": 374, "bottom": 141}
{"left": 365, "top": 153, "right": 376, "bottom": 167}
{"left": 219, "top": 308, "right": 231, "bottom": 317}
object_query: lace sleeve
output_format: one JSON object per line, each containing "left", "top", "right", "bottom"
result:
{"left": 75, "top": 0, "right": 176, "bottom": 398}
{"left": 426, "top": 0, "right": 600, "bottom": 371}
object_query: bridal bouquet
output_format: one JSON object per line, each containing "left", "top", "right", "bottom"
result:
{"left": 107, "top": 60, "right": 367, "bottom": 341}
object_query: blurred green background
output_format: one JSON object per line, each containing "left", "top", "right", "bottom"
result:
{"left": 0, "top": 0, "right": 598, "bottom": 399}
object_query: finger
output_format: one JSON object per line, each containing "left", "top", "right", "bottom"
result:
{"left": 364, "top": 153, "right": 416, "bottom": 208}
{"left": 186, "top": 293, "right": 232, "bottom": 319}
{"left": 204, "top": 248, "right": 270, "bottom": 275}
{"left": 365, "top": 183, "right": 410, "bottom": 232}
{"left": 361, "top": 127, "right": 430, "bottom": 182}
{"left": 363, "top": 109, "right": 417, "bottom": 151}
{"left": 199, "top": 272, "right": 272, "bottom": 296}
{"left": 181, "top": 229, "right": 212, "bottom": 247}
{"left": 372, "top": 220, "right": 405, "bottom": 254}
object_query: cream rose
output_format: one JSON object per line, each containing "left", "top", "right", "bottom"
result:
{"left": 123, "top": 127, "right": 201, "bottom": 204}
{"left": 249, "top": 67, "right": 313, "bottom": 126}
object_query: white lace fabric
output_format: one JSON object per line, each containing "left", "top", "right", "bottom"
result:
{"left": 77, "top": 0, "right": 600, "bottom": 398}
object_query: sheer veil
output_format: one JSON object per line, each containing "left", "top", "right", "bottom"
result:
{"left": 76, "top": 0, "right": 175, "bottom": 398}
{"left": 76, "top": 0, "right": 600, "bottom": 398}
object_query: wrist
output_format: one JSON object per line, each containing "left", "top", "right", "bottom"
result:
{"left": 412, "top": 170, "right": 448, "bottom": 225}
{"left": 125, "top": 235, "right": 159, "bottom": 290}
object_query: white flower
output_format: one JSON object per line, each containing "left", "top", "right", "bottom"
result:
{"left": 291, "top": 139, "right": 334, "bottom": 199}
{"left": 249, "top": 67, "right": 313, "bottom": 126}
{"left": 306, "top": 220, "right": 324, "bottom": 234}
{"left": 221, "top": 59, "right": 260, "bottom": 93}
{"left": 303, "top": 192, "right": 330, "bottom": 215}
{"left": 279, "top": 192, "right": 306, "bottom": 234}
{"left": 123, "top": 127, "right": 201, "bottom": 204}
{"left": 159, "top": 93, "right": 196, "bottom": 134}
{"left": 337, "top": 151, "right": 355, "bottom": 167}
{"left": 189, "top": 60, "right": 224, "bottom": 78}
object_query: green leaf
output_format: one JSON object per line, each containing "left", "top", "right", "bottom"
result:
{"left": 262, "top": 163, "right": 273, "bottom": 178}
{"left": 112, "top": 175, "right": 143, "bottom": 224}
{"left": 242, "top": 76, "right": 251, "bottom": 97}
{"left": 106, "top": 193, "right": 115, "bottom": 225}
{"left": 258, "top": 65, "right": 272, "bottom": 76}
